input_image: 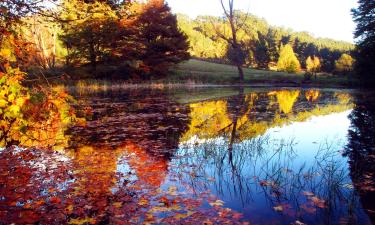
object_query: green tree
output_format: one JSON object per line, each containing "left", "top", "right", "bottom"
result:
{"left": 277, "top": 44, "right": 301, "bottom": 73}
{"left": 352, "top": 0, "right": 375, "bottom": 86}
{"left": 335, "top": 53, "right": 354, "bottom": 73}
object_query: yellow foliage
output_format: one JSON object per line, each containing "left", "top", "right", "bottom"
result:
{"left": 181, "top": 100, "right": 232, "bottom": 141}
{"left": 277, "top": 44, "right": 301, "bottom": 73}
{"left": 269, "top": 90, "right": 300, "bottom": 114}
{"left": 0, "top": 65, "right": 81, "bottom": 149}
{"left": 335, "top": 54, "right": 354, "bottom": 72}
{"left": 68, "top": 218, "right": 96, "bottom": 225}
{"left": 306, "top": 56, "right": 321, "bottom": 73}
{"left": 305, "top": 90, "right": 320, "bottom": 102}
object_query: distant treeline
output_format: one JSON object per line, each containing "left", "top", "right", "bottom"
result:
{"left": 177, "top": 13, "right": 355, "bottom": 73}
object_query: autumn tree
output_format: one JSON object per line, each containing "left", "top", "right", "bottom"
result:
{"left": 306, "top": 56, "right": 321, "bottom": 79}
{"left": 59, "top": 0, "right": 119, "bottom": 70}
{"left": 335, "top": 53, "right": 354, "bottom": 74}
{"left": 352, "top": 0, "right": 375, "bottom": 86}
{"left": 133, "top": 0, "right": 190, "bottom": 77}
{"left": 277, "top": 44, "right": 301, "bottom": 73}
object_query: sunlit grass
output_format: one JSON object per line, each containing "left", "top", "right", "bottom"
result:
{"left": 169, "top": 59, "right": 354, "bottom": 86}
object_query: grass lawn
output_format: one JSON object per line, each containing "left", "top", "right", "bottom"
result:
{"left": 168, "top": 59, "right": 355, "bottom": 87}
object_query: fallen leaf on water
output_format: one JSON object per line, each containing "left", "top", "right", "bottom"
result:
{"left": 173, "top": 211, "right": 194, "bottom": 219}
{"left": 209, "top": 200, "right": 224, "bottom": 207}
{"left": 232, "top": 212, "right": 243, "bottom": 219}
{"left": 343, "top": 184, "right": 354, "bottom": 189}
{"left": 66, "top": 205, "right": 74, "bottom": 213}
{"left": 311, "top": 196, "right": 326, "bottom": 208}
{"left": 113, "top": 202, "right": 122, "bottom": 208}
{"left": 138, "top": 199, "right": 149, "bottom": 206}
{"left": 207, "top": 177, "right": 216, "bottom": 182}
{"left": 49, "top": 196, "right": 62, "bottom": 204}
{"left": 273, "top": 205, "right": 283, "bottom": 212}
{"left": 68, "top": 218, "right": 96, "bottom": 225}
{"left": 159, "top": 196, "right": 170, "bottom": 206}
{"left": 260, "top": 180, "right": 270, "bottom": 186}
{"left": 292, "top": 220, "right": 307, "bottom": 225}
{"left": 302, "top": 191, "right": 314, "bottom": 197}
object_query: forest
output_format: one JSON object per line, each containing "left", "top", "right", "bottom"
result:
{"left": 1, "top": 0, "right": 371, "bottom": 84}
{"left": 177, "top": 13, "right": 354, "bottom": 74}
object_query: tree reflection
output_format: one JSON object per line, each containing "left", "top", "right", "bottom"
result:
{"left": 345, "top": 92, "right": 375, "bottom": 223}
{"left": 182, "top": 89, "right": 353, "bottom": 145}
{"left": 305, "top": 90, "right": 320, "bottom": 102}
{"left": 268, "top": 90, "right": 301, "bottom": 114}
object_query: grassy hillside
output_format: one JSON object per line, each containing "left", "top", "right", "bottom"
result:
{"left": 168, "top": 59, "right": 354, "bottom": 87}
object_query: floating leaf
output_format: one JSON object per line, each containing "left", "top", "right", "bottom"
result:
{"left": 69, "top": 218, "right": 96, "bottom": 225}
{"left": 209, "top": 200, "right": 224, "bottom": 207}
{"left": 302, "top": 191, "right": 314, "bottom": 197}
{"left": 113, "top": 202, "right": 122, "bottom": 208}
{"left": 273, "top": 205, "right": 283, "bottom": 212}
{"left": 311, "top": 196, "right": 326, "bottom": 208}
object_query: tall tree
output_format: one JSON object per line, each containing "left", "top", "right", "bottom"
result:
{"left": 352, "top": 0, "right": 375, "bottom": 87}
{"left": 134, "top": 0, "right": 190, "bottom": 77}
{"left": 218, "top": 0, "right": 246, "bottom": 82}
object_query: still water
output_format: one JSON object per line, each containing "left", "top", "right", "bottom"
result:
{"left": 0, "top": 87, "right": 374, "bottom": 225}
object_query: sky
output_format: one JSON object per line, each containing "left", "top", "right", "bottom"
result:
{"left": 166, "top": 0, "right": 358, "bottom": 43}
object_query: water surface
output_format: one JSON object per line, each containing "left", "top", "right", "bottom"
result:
{"left": 1, "top": 87, "right": 374, "bottom": 225}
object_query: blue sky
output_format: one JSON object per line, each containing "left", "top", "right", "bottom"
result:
{"left": 166, "top": 0, "right": 357, "bottom": 43}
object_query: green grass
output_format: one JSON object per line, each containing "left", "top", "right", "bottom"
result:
{"left": 168, "top": 59, "right": 355, "bottom": 87}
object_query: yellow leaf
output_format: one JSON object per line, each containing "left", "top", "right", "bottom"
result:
{"left": 209, "top": 200, "right": 224, "bottom": 207}
{"left": 138, "top": 199, "right": 149, "bottom": 206}
{"left": 69, "top": 218, "right": 96, "bottom": 225}
{"left": 113, "top": 202, "right": 122, "bottom": 208}
{"left": 174, "top": 211, "right": 194, "bottom": 219}
{"left": 66, "top": 205, "right": 74, "bottom": 213}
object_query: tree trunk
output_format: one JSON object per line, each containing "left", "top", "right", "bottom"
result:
{"left": 89, "top": 42, "right": 96, "bottom": 71}
{"left": 237, "top": 65, "right": 244, "bottom": 83}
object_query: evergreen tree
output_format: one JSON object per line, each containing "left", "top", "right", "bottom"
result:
{"left": 134, "top": 0, "right": 190, "bottom": 77}
{"left": 277, "top": 44, "right": 301, "bottom": 73}
{"left": 352, "top": 0, "right": 375, "bottom": 86}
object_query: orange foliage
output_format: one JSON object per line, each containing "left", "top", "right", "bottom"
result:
{"left": 124, "top": 141, "right": 168, "bottom": 188}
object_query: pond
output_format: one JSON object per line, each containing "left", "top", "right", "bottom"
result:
{"left": 0, "top": 87, "right": 374, "bottom": 225}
